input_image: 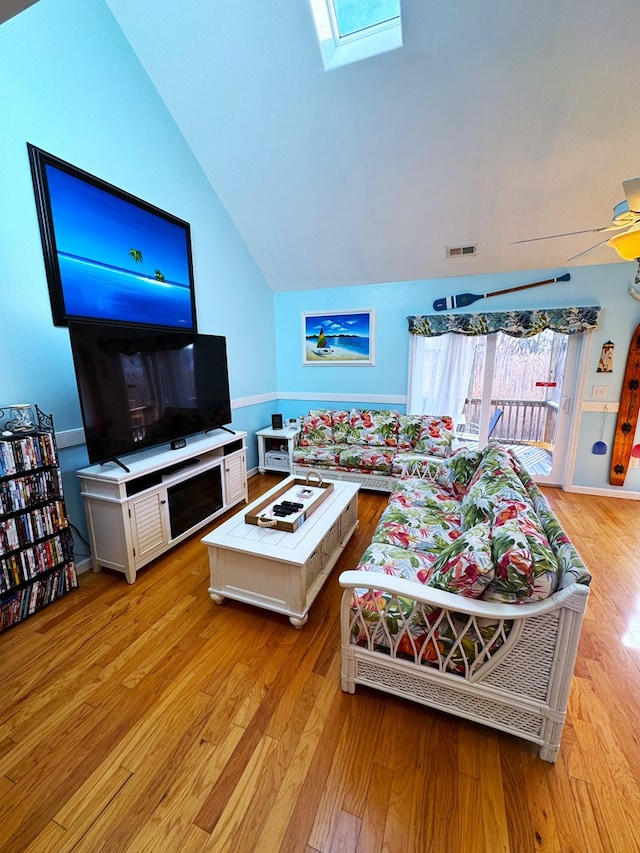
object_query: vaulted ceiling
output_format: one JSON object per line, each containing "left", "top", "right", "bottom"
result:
{"left": 12, "top": 1, "right": 640, "bottom": 292}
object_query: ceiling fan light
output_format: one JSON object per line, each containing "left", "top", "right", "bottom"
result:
{"left": 607, "top": 224, "right": 640, "bottom": 260}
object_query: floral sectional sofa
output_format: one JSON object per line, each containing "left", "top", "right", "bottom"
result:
{"left": 339, "top": 443, "right": 591, "bottom": 761}
{"left": 292, "top": 409, "right": 454, "bottom": 492}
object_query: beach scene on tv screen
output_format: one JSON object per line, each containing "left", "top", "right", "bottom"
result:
{"left": 46, "top": 163, "right": 194, "bottom": 328}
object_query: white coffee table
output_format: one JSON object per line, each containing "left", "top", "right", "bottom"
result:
{"left": 202, "top": 477, "right": 359, "bottom": 627}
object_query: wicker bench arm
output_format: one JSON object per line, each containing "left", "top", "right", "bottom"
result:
{"left": 338, "top": 569, "right": 588, "bottom": 621}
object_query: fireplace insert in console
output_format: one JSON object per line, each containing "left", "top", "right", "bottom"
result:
{"left": 168, "top": 466, "right": 223, "bottom": 539}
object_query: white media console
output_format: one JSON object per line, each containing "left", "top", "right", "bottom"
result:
{"left": 77, "top": 430, "right": 248, "bottom": 583}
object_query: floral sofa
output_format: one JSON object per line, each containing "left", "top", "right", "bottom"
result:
{"left": 292, "top": 409, "right": 454, "bottom": 492}
{"left": 339, "top": 443, "right": 591, "bottom": 761}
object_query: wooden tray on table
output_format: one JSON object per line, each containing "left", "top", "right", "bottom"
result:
{"left": 245, "top": 471, "right": 334, "bottom": 533}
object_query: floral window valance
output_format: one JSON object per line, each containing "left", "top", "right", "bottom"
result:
{"left": 407, "top": 306, "right": 601, "bottom": 338}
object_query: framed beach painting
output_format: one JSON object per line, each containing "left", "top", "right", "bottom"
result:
{"left": 302, "top": 309, "right": 375, "bottom": 365}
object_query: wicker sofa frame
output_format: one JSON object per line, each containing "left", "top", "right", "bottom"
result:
{"left": 291, "top": 463, "right": 398, "bottom": 493}
{"left": 339, "top": 568, "right": 589, "bottom": 762}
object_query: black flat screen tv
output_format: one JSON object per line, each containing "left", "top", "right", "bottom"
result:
{"left": 28, "top": 143, "right": 197, "bottom": 331}
{"left": 69, "top": 322, "right": 232, "bottom": 465}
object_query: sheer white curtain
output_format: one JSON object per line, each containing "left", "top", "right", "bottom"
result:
{"left": 407, "top": 333, "right": 477, "bottom": 424}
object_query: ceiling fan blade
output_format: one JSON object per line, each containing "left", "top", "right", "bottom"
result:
{"left": 566, "top": 236, "right": 612, "bottom": 262}
{"left": 512, "top": 223, "right": 624, "bottom": 245}
{"left": 623, "top": 178, "right": 640, "bottom": 213}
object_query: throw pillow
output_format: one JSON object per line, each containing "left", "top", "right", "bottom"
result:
{"left": 434, "top": 447, "right": 483, "bottom": 498}
{"left": 460, "top": 446, "right": 531, "bottom": 530}
{"left": 426, "top": 521, "right": 494, "bottom": 598}
{"left": 339, "top": 409, "right": 399, "bottom": 446}
{"left": 484, "top": 502, "right": 558, "bottom": 603}
{"left": 397, "top": 414, "right": 455, "bottom": 457}
{"left": 298, "top": 410, "right": 334, "bottom": 446}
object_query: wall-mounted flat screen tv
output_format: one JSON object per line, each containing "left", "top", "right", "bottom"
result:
{"left": 68, "top": 322, "right": 232, "bottom": 465}
{"left": 28, "top": 143, "right": 197, "bottom": 331}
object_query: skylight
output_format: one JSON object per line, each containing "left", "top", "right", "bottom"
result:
{"left": 333, "top": 0, "right": 400, "bottom": 37}
{"left": 309, "top": 0, "right": 402, "bottom": 70}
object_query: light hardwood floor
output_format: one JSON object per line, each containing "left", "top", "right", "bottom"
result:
{"left": 1, "top": 474, "right": 639, "bottom": 852}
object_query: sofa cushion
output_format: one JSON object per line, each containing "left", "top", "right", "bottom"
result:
{"left": 351, "top": 539, "right": 508, "bottom": 676}
{"left": 397, "top": 414, "right": 454, "bottom": 457}
{"left": 332, "top": 409, "right": 357, "bottom": 444}
{"left": 389, "top": 478, "right": 460, "bottom": 512}
{"left": 433, "top": 447, "right": 483, "bottom": 498}
{"left": 372, "top": 501, "right": 462, "bottom": 555}
{"left": 355, "top": 542, "right": 439, "bottom": 583}
{"left": 338, "top": 445, "right": 394, "bottom": 473}
{"left": 292, "top": 444, "right": 344, "bottom": 467}
{"left": 334, "top": 409, "right": 399, "bottom": 447}
{"left": 465, "top": 444, "right": 525, "bottom": 490}
{"left": 298, "top": 410, "right": 335, "bottom": 446}
{"left": 426, "top": 521, "right": 495, "bottom": 598}
{"left": 328, "top": 410, "right": 351, "bottom": 443}
{"left": 529, "top": 490, "right": 591, "bottom": 589}
{"left": 460, "top": 445, "right": 531, "bottom": 530}
{"left": 483, "top": 499, "right": 559, "bottom": 603}
{"left": 509, "top": 453, "right": 591, "bottom": 589}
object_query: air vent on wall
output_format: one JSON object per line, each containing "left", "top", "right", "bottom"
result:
{"left": 446, "top": 244, "right": 477, "bottom": 258}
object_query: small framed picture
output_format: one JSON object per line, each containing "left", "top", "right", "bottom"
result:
{"left": 302, "top": 309, "right": 375, "bottom": 365}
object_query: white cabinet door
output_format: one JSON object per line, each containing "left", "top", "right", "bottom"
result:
{"left": 129, "top": 490, "right": 170, "bottom": 569}
{"left": 224, "top": 452, "right": 247, "bottom": 506}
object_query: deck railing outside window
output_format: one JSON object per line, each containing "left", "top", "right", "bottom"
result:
{"left": 462, "top": 398, "right": 558, "bottom": 447}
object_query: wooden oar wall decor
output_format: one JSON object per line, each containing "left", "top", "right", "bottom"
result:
{"left": 433, "top": 272, "right": 570, "bottom": 312}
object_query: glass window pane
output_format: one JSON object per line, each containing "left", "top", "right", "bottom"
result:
{"left": 332, "top": 0, "right": 400, "bottom": 37}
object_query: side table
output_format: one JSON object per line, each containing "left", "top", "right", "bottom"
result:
{"left": 256, "top": 425, "right": 300, "bottom": 473}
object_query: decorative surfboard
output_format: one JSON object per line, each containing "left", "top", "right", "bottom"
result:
{"left": 610, "top": 323, "right": 640, "bottom": 486}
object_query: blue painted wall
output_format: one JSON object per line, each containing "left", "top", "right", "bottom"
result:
{"left": 0, "top": 0, "right": 637, "bottom": 578}
{"left": 275, "top": 264, "right": 640, "bottom": 495}
{"left": 0, "top": 0, "right": 276, "bottom": 547}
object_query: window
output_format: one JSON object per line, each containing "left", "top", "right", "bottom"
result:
{"left": 332, "top": 0, "right": 400, "bottom": 37}
{"left": 309, "top": 0, "right": 402, "bottom": 70}
{"left": 407, "top": 330, "right": 580, "bottom": 484}
{"left": 407, "top": 307, "right": 600, "bottom": 483}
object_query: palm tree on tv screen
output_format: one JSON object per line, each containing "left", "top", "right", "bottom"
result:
{"left": 129, "top": 247, "right": 165, "bottom": 282}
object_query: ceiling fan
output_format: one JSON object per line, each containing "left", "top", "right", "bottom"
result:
{"left": 513, "top": 177, "right": 640, "bottom": 262}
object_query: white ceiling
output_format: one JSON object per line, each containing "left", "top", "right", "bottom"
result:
{"left": 22, "top": 1, "right": 640, "bottom": 291}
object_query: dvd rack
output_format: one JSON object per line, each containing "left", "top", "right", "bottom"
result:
{"left": 0, "top": 406, "right": 78, "bottom": 633}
